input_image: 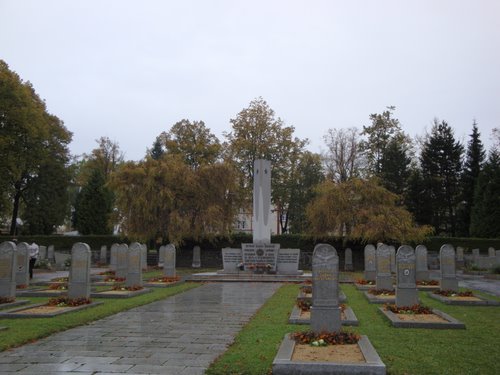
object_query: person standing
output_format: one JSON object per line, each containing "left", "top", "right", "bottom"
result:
{"left": 29, "top": 242, "right": 39, "bottom": 279}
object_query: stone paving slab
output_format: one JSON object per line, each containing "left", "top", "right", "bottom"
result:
{"left": 0, "top": 282, "right": 281, "bottom": 374}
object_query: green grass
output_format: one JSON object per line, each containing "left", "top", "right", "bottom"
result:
{"left": 207, "top": 283, "right": 500, "bottom": 375}
{"left": 0, "top": 282, "right": 200, "bottom": 351}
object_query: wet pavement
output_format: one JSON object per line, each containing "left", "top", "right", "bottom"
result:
{"left": 0, "top": 282, "right": 281, "bottom": 374}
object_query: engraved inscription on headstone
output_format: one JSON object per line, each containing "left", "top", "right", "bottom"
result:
{"left": 415, "top": 245, "right": 429, "bottom": 281}
{"left": 116, "top": 244, "right": 128, "bottom": 278}
{"left": 440, "top": 244, "right": 458, "bottom": 292}
{"left": 0, "top": 241, "right": 17, "bottom": 298}
{"left": 277, "top": 248, "right": 301, "bottom": 274}
{"left": 396, "top": 245, "right": 418, "bottom": 307}
{"left": 311, "top": 244, "right": 341, "bottom": 333}
{"left": 16, "top": 242, "right": 30, "bottom": 286}
{"left": 163, "top": 244, "right": 176, "bottom": 278}
{"left": 376, "top": 245, "right": 393, "bottom": 291}
{"left": 222, "top": 248, "right": 242, "bottom": 273}
{"left": 126, "top": 242, "right": 143, "bottom": 287}
{"left": 364, "top": 244, "right": 376, "bottom": 281}
{"left": 68, "top": 242, "right": 91, "bottom": 299}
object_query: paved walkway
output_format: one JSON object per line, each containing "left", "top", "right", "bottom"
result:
{"left": 0, "top": 282, "right": 281, "bottom": 374}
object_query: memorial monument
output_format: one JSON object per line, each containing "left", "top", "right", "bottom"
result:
{"left": 221, "top": 159, "right": 301, "bottom": 275}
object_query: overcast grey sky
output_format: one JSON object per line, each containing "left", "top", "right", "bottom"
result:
{"left": 1, "top": 0, "right": 499, "bottom": 161}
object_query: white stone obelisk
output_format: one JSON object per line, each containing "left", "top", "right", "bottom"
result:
{"left": 252, "top": 159, "right": 272, "bottom": 244}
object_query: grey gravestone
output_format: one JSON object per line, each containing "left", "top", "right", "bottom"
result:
{"left": 440, "top": 244, "right": 458, "bottom": 292}
{"left": 376, "top": 245, "right": 393, "bottom": 290}
{"left": 364, "top": 244, "right": 376, "bottom": 281}
{"left": 242, "top": 243, "right": 279, "bottom": 271}
{"left": 192, "top": 246, "right": 201, "bottom": 268}
{"left": 163, "top": 244, "right": 176, "bottom": 278}
{"left": 472, "top": 248, "right": 480, "bottom": 263}
{"left": 141, "top": 244, "right": 147, "bottom": 270}
{"left": 344, "top": 248, "right": 353, "bottom": 271}
{"left": 496, "top": 250, "right": 500, "bottom": 266}
{"left": 100, "top": 245, "right": 107, "bottom": 264}
{"left": 277, "top": 248, "right": 301, "bottom": 274}
{"left": 0, "top": 241, "right": 17, "bottom": 298}
{"left": 222, "top": 248, "right": 242, "bottom": 273}
{"left": 253, "top": 159, "right": 272, "bottom": 244}
{"left": 16, "top": 242, "right": 30, "bottom": 286}
{"left": 115, "top": 244, "right": 128, "bottom": 278}
{"left": 158, "top": 245, "right": 166, "bottom": 267}
{"left": 456, "top": 246, "right": 464, "bottom": 268}
{"left": 396, "top": 245, "right": 418, "bottom": 307}
{"left": 310, "top": 244, "right": 341, "bottom": 333}
{"left": 68, "top": 243, "right": 91, "bottom": 299}
{"left": 389, "top": 245, "right": 396, "bottom": 273}
{"left": 415, "top": 245, "right": 429, "bottom": 281}
{"left": 47, "top": 245, "right": 55, "bottom": 261}
{"left": 110, "top": 243, "right": 119, "bottom": 271}
{"left": 39, "top": 245, "right": 47, "bottom": 260}
{"left": 488, "top": 247, "right": 495, "bottom": 258}
{"left": 126, "top": 242, "right": 143, "bottom": 287}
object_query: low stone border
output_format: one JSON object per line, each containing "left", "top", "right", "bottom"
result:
{"left": 0, "top": 299, "right": 30, "bottom": 310}
{"left": 354, "top": 283, "right": 376, "bottom": 291}
{"left": 16, "top": 289, "right": 67, "bottom": 297}
{"left": 363, "top": 291, "right": 395, "bottom": 304}
{"left": 289, "top": 306, "right": 358, "bottom": 326}
{"left": 90, "top": 288, "right": 151, "bottom": 299}
{"left": 272, "top": 334, "right": 386, "bottom": 375}
{"left": 377, "top": 307, "right": 466, "bottom": 329}
{"left": 143, "top": 280, "right": 185, "bottom": 288}
{"left": 427, "top": 292, "right": 500, "bottom": 306}
{"left": 416, "top": 285, "right": 440, "bottom": 291}
{"left": 0, "top": 301, "right": 103, "bottom": 318}
{"left": 297, "top": 290, "right": 347, "bottom": 303}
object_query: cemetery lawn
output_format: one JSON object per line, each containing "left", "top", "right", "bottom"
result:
{"left": 0, "top": 282, "right": 200, "bottom": 352}
{"left": 206, "top": 283, "right": 500, "bottom": 375}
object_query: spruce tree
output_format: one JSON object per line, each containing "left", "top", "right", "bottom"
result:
{"left": 470, "top": 151, "right": 500, "bottom": 238}
{"left": 420, "top": 120, "right": 463, "bottom": 236}
{"left": 74, "top": 169, "right": 114, "bottom": 235}
{"left": 458, "top": 121, "right": 485, "bottom": 235}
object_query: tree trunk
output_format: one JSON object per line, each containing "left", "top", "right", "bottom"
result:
{"left": 9, "top": 189, "right": 22, "bottom": 235}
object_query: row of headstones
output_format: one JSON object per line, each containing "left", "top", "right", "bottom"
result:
{"left": 364, "top": 244, "right": 431, "bottom": 282}
{"left": 109, "top": 243, "right": 148, "bottom": 276}
{"left": 310, "top": 243, "right": 460, "bottom": 333}
{"left": 467, "top": 247, "right": 500, "bottom": 269}
{"left": 366, "top": 243, "right": 459, "bottom": 292}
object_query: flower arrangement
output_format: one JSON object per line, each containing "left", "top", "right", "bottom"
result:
{"left": 48, "top": 296, "right": 91, "bottom": 307}
{"left": 368, "top": 288, "right": 395, "bottom": 296}
{"left": 385, "top": 303, "right": 433, "bottom": 314}
{"left": 356, "top": 279, "right": 375, "bottom": 285}
{"left": 148, "top": 276, "right": 180, "bottom": 283}
{"left": 237, "top": 262, "right": 244, "bottom": 270}
{"left": 16, "top": 284, "right": 28, "bottom": 289}
{"left": 104, "top": 276, "right": 126, "bottom": 282}
{"left": 0, "top": 296, "right": 15, "bottom": 304}
{"left": 291, "top": 331, "right": 360, "bottom": 346}
{"left": 434, "top": 290, "right": 473, "bottom": 297}
{"left": 49, "top": 283, "right": 67, "bottom": 290}
{"left": 416, "top": 280, "right": 439, "bottom": 286}
{"left": 98, "top": 270, "right": 116, "bottom": 276}
{"left": 112, "top": 284, "right": 143, "bottom": 291}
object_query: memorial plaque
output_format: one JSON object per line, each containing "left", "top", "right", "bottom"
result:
{"left": 242, "top": 243, "right": 280, "bottom": 271}
{"left": 396, "top": 245, "right": 418, "bottom": 307}
{"left": 0, "top": 241, "right": 17, "bottom": 298}
{"left": 364, "top": 244, "right": 376, "bottom": 281}
{"left": 440, "top": 244, "right": 458, "bottom": 292}
{"left": 310, "top": 244, "right": 341, "bottom": 333}
{"left": 222, "top": 248, "right": 242, "bottom": 273}
{"left": 344, "top": 248, "right": 353, "bottom": 271}
{"left": 68, "top": 242, "right": 91, "bottom": 299}
{"left": 277, "top": 248, "right": 301, "bottom": 274}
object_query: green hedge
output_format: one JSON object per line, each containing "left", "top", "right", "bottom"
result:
{"left": 1, "top": 234, "right": 498, "bottom": 253}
